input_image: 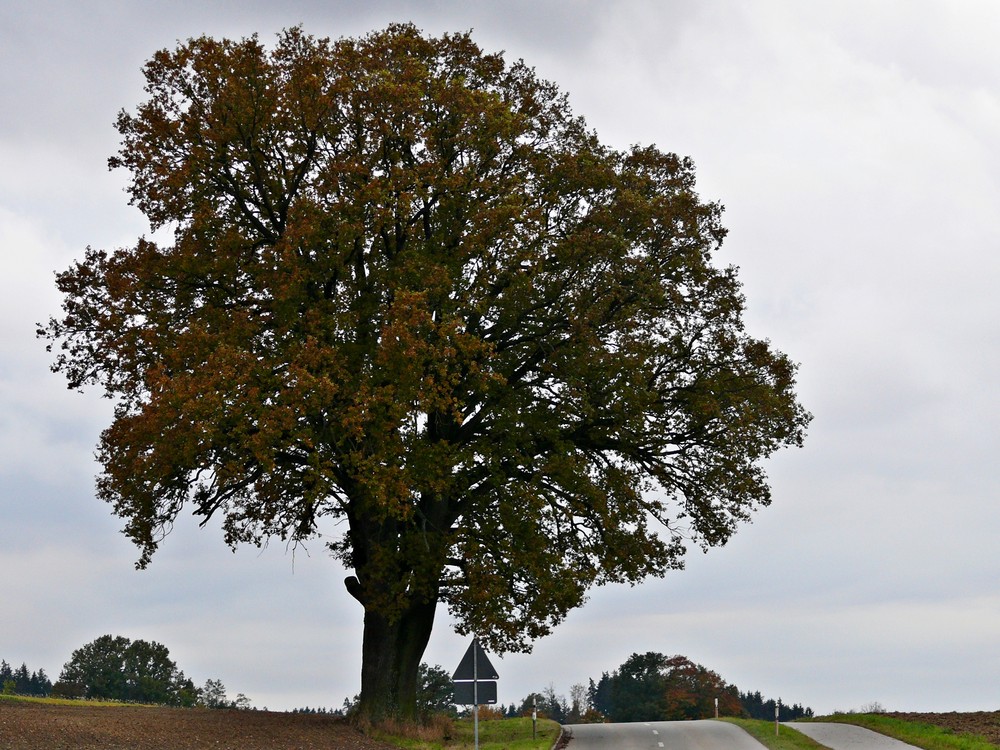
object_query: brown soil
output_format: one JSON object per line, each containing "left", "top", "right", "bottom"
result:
{"left": 885, "top": 711, "right": 1000, "bottom": 746}
{"left": 4, "top": 701, "right": 999, "bottom": 749}
{"left": 0, "top": 700, "right": 401, "bottom": 750}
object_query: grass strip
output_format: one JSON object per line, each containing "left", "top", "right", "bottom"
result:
{"left": 377, "top": 716, "right": 562, "bottom": 750}
{"left": 811, "top": 714, "right": 999, "bottom": 750}
{"left": 721, "top": 717, "right": 832, "bottom": 750}
{"left": 0, "top": 693, "right": 154, "bottom": 708}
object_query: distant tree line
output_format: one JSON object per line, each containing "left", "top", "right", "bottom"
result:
{"left": 1, "top": 660, "right": 53, "bottom": 697}
{"left": 357, "top": 652, "right": 813, "bottom": 725}
{"left": 292, "top": 705, "right": 340, "bottom": 714}
{"left": 14, "top": 634, "right": 254, "bottom": 709}
{"left": 500, "top": 685, "right": 585, "bottom": 723}
{"left": 199, "top": 677, "right": 253, "bottom": 710}
{"left": 738, "top": 689, "right": 812, "bottom": 721}
{"left": 499, "top": 652, "right": 813, "bottom": 724}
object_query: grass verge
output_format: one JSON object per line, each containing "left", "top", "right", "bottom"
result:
{"left": 376, "top": 715, "right": 562, "bottom": 750}
{"left": 721, "top": 718, "right": 830, "bottom": 750}
{"left": 810, "top": 714, "right": 999, "bottom": 750}
{"left": 0, "top": 693, "right": 153, "bottom": 708}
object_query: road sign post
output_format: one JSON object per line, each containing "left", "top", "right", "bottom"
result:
{"left": 452, "top": 638, "right": 500, "bottom": 750}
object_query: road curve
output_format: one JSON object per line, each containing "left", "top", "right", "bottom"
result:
{"left": 787, "top": 722, "right": 921, "bottom": 750}
{"left": 566, "top": 719, "right": 764, "bottom": 750}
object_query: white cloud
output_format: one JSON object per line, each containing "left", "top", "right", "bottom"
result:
{"left": 0, "top": 209, "right": 116, "bottom": 484}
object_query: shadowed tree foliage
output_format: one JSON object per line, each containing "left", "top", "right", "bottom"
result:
{"left": 416, "top": 663, "right": 456, "bottom": 719}
{"left": 40, "top": 24, "right": 809, "bottom": 721}
{"left": 610, "top": 652, "right": 672, "bottom": 722}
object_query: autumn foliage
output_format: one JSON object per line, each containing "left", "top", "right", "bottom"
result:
{"left": 41, "top": 24, "right": 809, "bottom": 719}
{"left": 590, "top": 653, "right": 743, "bottom": 722}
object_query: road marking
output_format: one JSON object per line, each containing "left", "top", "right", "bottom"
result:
{"left": 658, "top": 743, "right": 664, "bottom": 748}
{"left": 653, "top": 730, "right": 659, "bottom": 735}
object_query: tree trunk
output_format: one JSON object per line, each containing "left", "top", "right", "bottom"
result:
{"left": 355, "top": 594, "right": 438, "bottom": 723}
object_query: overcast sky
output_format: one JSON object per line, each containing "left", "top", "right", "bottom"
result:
{"left": 3, "top": 0, "right": 1000, "bottom": 715}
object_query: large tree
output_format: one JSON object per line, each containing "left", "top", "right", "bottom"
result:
{"left": 59, "top": 635, "right": 196, "bottom": 705}
{"left": 41, "top": 25, "right": 809, "bottom": 720}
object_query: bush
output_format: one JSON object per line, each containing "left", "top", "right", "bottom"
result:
{"left": 50, "top": 681, "right": 86, "bottom": 700}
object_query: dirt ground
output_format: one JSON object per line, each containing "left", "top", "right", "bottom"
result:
{"left": 885, "top": 712, "right": 1000, "bottom": 746}
{"left": 0, "top": 700, "right": 401, "bottom": 750}
{"left": 3, "top": 701, "right": 999, "bottom": 749}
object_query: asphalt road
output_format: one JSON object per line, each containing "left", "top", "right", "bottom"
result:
{"left": 566, "top": 719, "right": 765, "bottom": 750}
{"left": 565, "top": 720, "right": 924, "bottom": 750}
{"left": 787, "top": 722, "right": 921, "bottom": 750}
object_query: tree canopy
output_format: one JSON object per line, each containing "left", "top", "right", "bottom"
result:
{"left": 41, "top": 24, "right": 809, "bottom": 719}
{"left": 57, "top": 634, "right": 197, "bottom": 705}
{"left": 513, "top": 652, "right": 812, "bottom": 722}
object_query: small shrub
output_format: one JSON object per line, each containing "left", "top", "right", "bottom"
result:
{"left": 370, "top": 712, "right": 456, "bottom": 744}
{"left": 477, "top": 705, "right": 505, "bottom": 721}
{"left": 50, "top": 681, "right": 85, "bottom": 700}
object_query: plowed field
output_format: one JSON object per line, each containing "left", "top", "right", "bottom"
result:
{"left": 3, "top": 700, "right": 999, "bottom": 749}
{"left": 886, "top": 712, "right": 1000, "bottom": 745}
{"left": 0, "top": 700, "right": 399, "bottom": 750}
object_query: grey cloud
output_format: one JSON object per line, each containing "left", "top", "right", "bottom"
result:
{"left": 3, "top": 0, "right": 1000, "bottom": 714}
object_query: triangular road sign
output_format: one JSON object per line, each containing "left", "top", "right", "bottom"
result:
{"left": 452, "top": 638, "right": 499, "bottom": 681}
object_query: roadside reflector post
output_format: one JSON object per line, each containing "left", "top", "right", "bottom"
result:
{"left": 473, "top": 646, "right": 478, "bottom": 750}
{"left": 533, "top": 697, "right": 537, "bottom": 739}
{"left": 775, "top": 700, "right": 780, "bottom": 736}
{"left": 714, "top": 697, "right": 719, "bottom": 719}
